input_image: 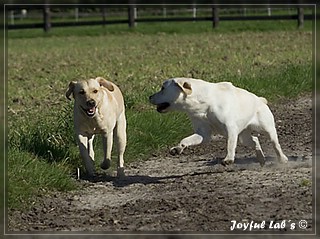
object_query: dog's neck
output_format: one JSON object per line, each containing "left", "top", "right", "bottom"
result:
{"left": 175, "top": 95, "right": 209, "bottom": 114}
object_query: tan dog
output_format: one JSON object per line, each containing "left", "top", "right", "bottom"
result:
{"left": 66, "top": 77, "right": 126, "bottom": 178}
{"left": 149, "top": 78, "right": 288, "bottom": 166}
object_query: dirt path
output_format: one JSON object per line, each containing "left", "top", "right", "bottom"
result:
{"left": 8, "top": 95, "right": 314, "bottom": 234}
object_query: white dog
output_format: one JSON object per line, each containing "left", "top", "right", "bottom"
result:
{"left": 66, "top": 77, "right": 126, "bottom": 178}
{"left": 149, "top": 77, "right": 288, "bottom": 166}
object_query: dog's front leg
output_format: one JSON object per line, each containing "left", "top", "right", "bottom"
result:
{"left": 78, "top": 134, "right": 96, "bottom": 177}
{"left": 88, "top": 135, "right": 95, "bottom": 163}
{"left": 115, "top": 112, "right": 126, "bottom": 178}
{"left": 222, "top": 129, "right": 238, "bottom": 165}
{"left": 170, "top": 133, "right": 207, "bottom": 155}
{"left": 101, "top": 132, "right": 113, "bottom": 170}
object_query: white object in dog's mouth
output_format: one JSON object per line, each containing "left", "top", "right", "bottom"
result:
{"left": 82, "top": 106, "right": 96, "bottom": 117}
{"left": 156, "top": 102, "right": 170, "bottom": 113}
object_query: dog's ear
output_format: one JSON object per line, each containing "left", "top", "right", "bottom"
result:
{"left": 66, "top": 81, "right": 76, "bottom": 100}
{"left": 176, "top": 81, "right": 192, "bottom": 95}
{"left": 96, "top": 77, "right": 114, "bottom": 92}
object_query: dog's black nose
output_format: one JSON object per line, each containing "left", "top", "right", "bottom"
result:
{"left": 87, "top": 99, "right": 96, "bottom": 107}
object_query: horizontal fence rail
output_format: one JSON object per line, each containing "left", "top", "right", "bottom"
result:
{"left": 5, "top": 6, "right": 313, "bottom": 31}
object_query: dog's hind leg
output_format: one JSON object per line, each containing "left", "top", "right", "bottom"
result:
{"left": 258, "top": 106, "right": 288, "bottom": 164}
{"left": 239, "top": 129, "right": 265, "bottom": 166}
{"left": 114, "top": 112, "right": 127, "bottom": 178}
{"left": 265, "top": 125, "right": 288, "bottom": 163}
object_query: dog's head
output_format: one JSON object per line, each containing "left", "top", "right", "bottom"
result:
{"left": 149, "top": 78, "right": 192, "bottom": 113}
{"left": 66, "top": 77, "right": 114, "bottom": 118}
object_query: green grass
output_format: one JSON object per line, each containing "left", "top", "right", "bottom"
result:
{"left": 126, "top": 111, "right": 192, "bottom": 160}
{"left": 299, "top": 178, "right": 311, "bottom": 187}
{"left": 8, "top": 149, "right": 77, "bottom": 208}
{"left": 7, "top": 20, "right": 313, "bottom": 210}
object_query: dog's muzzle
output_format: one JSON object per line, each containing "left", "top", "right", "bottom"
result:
{"left": 81, "top": 99, "right": 96, "bottom": 117}
{"left": 149, "top": 95, "right": 170, "bottom": 113}
{"left": 156, "top": 102, "right": 170, "bottom": 113}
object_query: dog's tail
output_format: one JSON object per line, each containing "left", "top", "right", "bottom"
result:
{"left": 259, "top": 97, "right": 268, "bottom": 104}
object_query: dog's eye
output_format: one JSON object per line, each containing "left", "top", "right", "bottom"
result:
{"left": 93, "top": 89, "right": 98, "bottom": 93}
{"left": 79, "top": 90, "right": 85, "bottom": 95}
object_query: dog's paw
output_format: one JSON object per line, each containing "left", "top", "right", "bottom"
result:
{"left": 256, "top": 151, "right": 266, "bottom": 167}
{"left": 82, "top": 171, "right": 97, "bottom": 181}
{"left": 100, "top": 159, "right": 111, "bottom": 170}
{"left": 258, "top": 158, "right": 266, "bottom": 167}
{"left": 117, "top": 167, "right": 125, "bottom": 179}
{"left": 169, "top": 146, "right": 184, "bottom": 156}
{"left": 279, "top": 156, "right": 289, "bottom": 164}
{"left": 221, "top": 158, "right": 234, "bottom": 166}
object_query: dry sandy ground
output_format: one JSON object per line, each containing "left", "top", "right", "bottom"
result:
{"left": 7, "top": 95, "right": 317, "bottom": 238}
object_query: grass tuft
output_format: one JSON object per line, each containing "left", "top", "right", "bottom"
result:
{"left": 9, "top": 104, "right": 80, "bottom": 166}
{"left": 8, "top": 149, "right": 77, "bottom": 209}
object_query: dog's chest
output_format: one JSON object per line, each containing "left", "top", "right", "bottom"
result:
{"left": 80, "top": 120, "right": 104, "bottom": 134}
{"left": 76, "top": 114, "right": 108, "bottom": 135}
{"left": 191, "top": 111, "right": 227, "bottom": 135}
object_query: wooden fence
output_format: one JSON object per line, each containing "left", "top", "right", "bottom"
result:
{"left": 6, "top": 6, "right": 313, "bottom": 32}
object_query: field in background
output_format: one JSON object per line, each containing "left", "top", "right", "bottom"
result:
{"left": 7, "top": 21, "right": 313, "bottom": 210}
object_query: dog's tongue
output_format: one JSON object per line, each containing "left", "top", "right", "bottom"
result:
{"left": 87, "top": 107, "right": 96, "bottom": 116}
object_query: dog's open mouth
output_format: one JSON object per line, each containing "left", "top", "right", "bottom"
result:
{"left": 81, "top": 106, "right": 96, "bottom": 117}
{"left": 156, "top": 102, "right": 170, "bottom": 113}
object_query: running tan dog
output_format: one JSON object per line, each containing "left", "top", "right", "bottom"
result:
{"left": 66, "top": 77, "right": 126, "bottom": 178}
{"left": 149, "top": 77, "right": 288, "bottom": 166}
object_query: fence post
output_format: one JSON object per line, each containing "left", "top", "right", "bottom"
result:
{"left": 101, "top": 6, "right": 107, "bottom": 27}
{"left": 75, "top": 7, "right": 79, "bottom": 22}
{"left": 212, "top": 7, "right": 219, "bottom": 28}
{"left": 267, "top": 8, "right": 271, "bottom": 16}
{"left": 192, "top": 6, "right": 196, "bottom": 23}
{"left": 163, "top": 8, "right": 167, "bottom": 18}
{"left": 43, "top": 4, "right": 51, "bottom": 32}
{"left": 10, "top": 10, "right": 14, "bottom": 25}
{"left": 128, "top": 6, "right": 135, "bottom": 28}
{"left": 297, "top": 7, "right": 304, "bottom": 29}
